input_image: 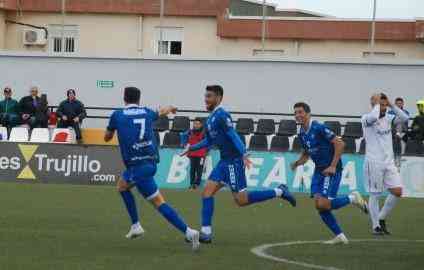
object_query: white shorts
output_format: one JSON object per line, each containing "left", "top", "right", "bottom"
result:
{"left": 364, "top": 159, "right": 402, "bottom": 193}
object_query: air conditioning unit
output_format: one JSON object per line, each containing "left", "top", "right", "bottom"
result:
{"left": 23, "top": 29, "right": 47, "bottom": 45}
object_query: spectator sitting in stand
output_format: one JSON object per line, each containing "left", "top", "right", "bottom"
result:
{"left": 0, "top": 87, "right": 20, "bottom": 130}
{"left": 56, "top": 89, "right": 86, "bottom": 143}
{"left": 181, "top": 118, "right": 208, "bottom": 189}
{"left": 19, "top": 86, "right": 49, "bottom": 129}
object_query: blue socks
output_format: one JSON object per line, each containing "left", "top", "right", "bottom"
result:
{"left": 119, "top": 190, "right": 139, "bottom": 225}
{"left": 319, "top": 210, "right": 342, "bottom": 235}
{"left": 247, "top": 190, "right": 277, "bottom": 204}
{"left": 157, "top": 203, "right": 188, "bottom": 234}
{"left": 201, "top": 197, "right": 214, "bottom": 227}
{"left": 331, "top": 196, "right": 351, "bottom": 210}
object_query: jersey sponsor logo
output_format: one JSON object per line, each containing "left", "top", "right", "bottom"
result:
{"left": 123, "top": 108, "right": 147, "bottom": 115}
{"left": 132, "top": 140, "right": 153, "bottom": 150}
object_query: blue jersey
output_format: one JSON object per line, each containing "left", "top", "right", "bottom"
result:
{"left": 298, "top": 120, "right": 342, "bottom": 172}
{"left": 107, "top": 105, "right": 159, "bottom": 168}
{"left": 190, "top": 107, "right": 246, "bottom": 160}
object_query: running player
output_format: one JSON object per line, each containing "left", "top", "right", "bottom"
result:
{"left": 104, "top": 87, "right": 200, "bottom": 250}
{"left": 362, "top": 93, "right": 409, "bottom": 235}
{"left": 291, "top": 102, "right": 368, "bottom": 244}
{"left": 181, "top": 85, "right": 296, "bottom": 243}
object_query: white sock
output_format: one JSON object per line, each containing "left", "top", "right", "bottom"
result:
{"left": 201, "top": 226, "right": 212, "bottom": 235}
{"left": 132, "top": 222, "right": 141, "bottom": 229}
{"left": 185, "top": 227, "right": 195, "bottom": 238}
{"left": 274, "top": 188, "right": 283, "bottom": 197}
{"left": 378, "top": 194, "right": 399, "bottom": 221}
{"left": 368, "top": 193, "right": 381, "bottom": 229}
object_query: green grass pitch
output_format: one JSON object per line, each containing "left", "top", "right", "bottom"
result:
{"left": 0, "top": 182, "right": 423, "bottom": 270}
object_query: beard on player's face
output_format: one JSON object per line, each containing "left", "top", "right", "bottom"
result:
{"left": 205, "top": 93, "right": 220, "bottom": 112}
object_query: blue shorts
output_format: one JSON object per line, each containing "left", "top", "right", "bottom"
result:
{"left": 310, "top": 169, "right": 342, "bottom": 199}
{"left": 209, "top": 158, "right": 247, "bottom": 193}
{"left": 122, "top": 163, "right": 159, "bottom": 200}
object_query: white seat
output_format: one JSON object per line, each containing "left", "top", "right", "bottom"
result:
{"left": 30, "top": 128, "right": 50, "bottom": 143}
{"left": 9, "top": 127, "right": 29, "bottom": 142}
{"left": 0, "top": 126, "right": 8, "bottom": 141}
{"left": 51, "top": 128, "right": 76, "bottom": 144}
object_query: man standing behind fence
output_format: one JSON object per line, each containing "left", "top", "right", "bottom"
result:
{"left": 56, "top": 89, "right": 86, "bottom": 143}
{"left": 181, "top": 118, "right": 207, "bottom": 189}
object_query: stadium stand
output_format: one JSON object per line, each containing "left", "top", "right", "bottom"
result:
{"left": 255, "top": 119, "right": 275, "bottom": 135}
{"left": 270, "top": 135, "right": 290, "bottom": 152}
{"left": 0, "top": 126, "right": 8, "bottom": 141}
{"left": 343, "top": 122, "right": 363, "bottom": 138}
{"left": 30, "top": 128, "right": 50, "bottom": 143}
{"left": 52, "top": 128, "right": 75, "bottom": 144}
{"left": 277, "top": 119, "right": 297, "bottom": 136}
{"left": 171, "top": 116, "right": 190, "bottom": 132}
{"left": 342, "top": 136, "right": 357, "bottom": 153}
{"left": 153, "top": 116, "right": 170, "bottom": 132}
{"left": 248, "top": 134, "right": 268, "bottom": 151}
{"left": 236, "top": 118, "right": 254, "bottom": 135}
{"left": 163, "top": 131, "right": 182, "bottom": 148}
{"left": 9, "top": 127, "right": 29, "bottom": 142}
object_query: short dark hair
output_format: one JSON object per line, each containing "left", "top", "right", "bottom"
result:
{"left": 380, "top": 93, "right": 388, "bottom": 100}
{"left": 124, "top": 87, "right": 141, "bottom": 104}
{"left": 206, "top": 85, "right": 224, "bottom": 97}
{"left": 293, "top": 102, "right": 311, "bottom": 113}
{"left": 395, "top": 97, "right": 404, "bottom": 103}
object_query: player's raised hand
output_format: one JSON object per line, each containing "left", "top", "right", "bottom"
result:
{"left": 322, "top": 165, "right": 336, "bottom": 176}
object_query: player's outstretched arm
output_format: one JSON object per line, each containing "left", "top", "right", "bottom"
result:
{"left": 158, "top": 106, "right": 177, "bottom": 117}
{"left": 180, "top": 137, "right": 211, "bottom": 156}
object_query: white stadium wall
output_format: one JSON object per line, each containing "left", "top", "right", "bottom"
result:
{"left": 1, "top": 53, "right": 423, "bottom": 127}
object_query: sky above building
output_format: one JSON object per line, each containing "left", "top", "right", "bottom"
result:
{"left": 270, "top": 0, "right": 423, "bottom": 19}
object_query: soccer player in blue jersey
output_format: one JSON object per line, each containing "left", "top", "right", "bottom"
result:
{"left": 104, "top": 87, "right": 200, "bottom": 250}
{"left": 291, "top": 102, "right": 368, "bottom": 244}
{"left": 181, "top": 85, "right": 296, "bottom": 243}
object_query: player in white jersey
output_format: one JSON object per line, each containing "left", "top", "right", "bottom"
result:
{"left": 361, "top": 93, "right": 409, "bottom": 235}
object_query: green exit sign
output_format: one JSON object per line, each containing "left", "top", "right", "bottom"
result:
{"left": 97, "top": 80, "right": 114, "bottom": 88}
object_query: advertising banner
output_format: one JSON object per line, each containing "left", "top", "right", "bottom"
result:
{"left": 1, "top": 142, "right": 423, "bottom": 198}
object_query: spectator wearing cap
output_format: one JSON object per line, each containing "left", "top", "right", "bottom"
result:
{"left": 0, "top": 87, "right": 20, "bottom": 129}
{"left": 19, "top": 86, "right": 49, "bottom": 128}
{"left": 56, "top": 89, "right": 86, "bottom": 143}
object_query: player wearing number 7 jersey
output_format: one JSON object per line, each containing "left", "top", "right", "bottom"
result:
{"left": 104, "top": 87, "right": 200, "bottom": 251}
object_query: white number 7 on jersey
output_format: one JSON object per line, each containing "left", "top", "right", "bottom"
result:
{"left": 133, "top": 118, "right": 146, "bottom": 140}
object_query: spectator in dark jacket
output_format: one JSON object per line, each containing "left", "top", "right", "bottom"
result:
{"left": 181, "top": 119, "right": 208, "bottom": 189}
{"left": 56, "top": 89, "right": 86, "bottom": 143}
{"left": 0, "top": 87, "right": 20, "bottom": 129}
{"left": 19, "top": 86, "right": 49, "bottom": 128}
{"left": 409, "top": 99, "right": 424, "bottom": 142}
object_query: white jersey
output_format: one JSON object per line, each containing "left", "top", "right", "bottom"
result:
{"left": 361, "top": 104, "right": 409, "bottom": 164}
